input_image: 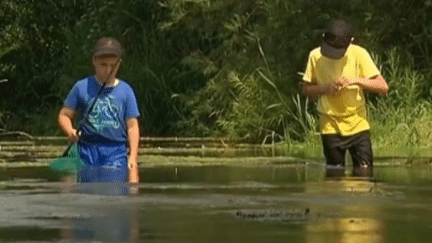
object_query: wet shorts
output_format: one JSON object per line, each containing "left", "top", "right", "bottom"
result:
{"left": 76, "top": 143, "right": 129, "bottom": 194}
{"left": 78, "top": 142, "right": 128, "bottom": 167}
{"left": 75, "top": 165, "right": 129, "bottom": 195}
{"left": 77, "top": 165, "right": 128, "bottom": 183}
{"left": 321, "top": 130, "right": 373, "bottom": 167}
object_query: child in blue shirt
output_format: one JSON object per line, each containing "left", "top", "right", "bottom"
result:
{"left": 58, "top": 37, "right": 140, "bottom": 183}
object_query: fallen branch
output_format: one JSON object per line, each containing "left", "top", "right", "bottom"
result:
{"left": 0, "top": 131, "right": 34, "bottom": 140}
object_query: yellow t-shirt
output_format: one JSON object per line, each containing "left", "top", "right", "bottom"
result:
{"left": 302, "top": 44, "right": 381, "bottom": 135}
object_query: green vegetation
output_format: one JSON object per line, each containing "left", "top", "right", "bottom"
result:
{"left": 1, "top": 0, "right": 432, "bottom": 158}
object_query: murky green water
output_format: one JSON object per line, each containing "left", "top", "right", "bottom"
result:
{"left": 1, "top": 163, "right": 432, "bottom": 242}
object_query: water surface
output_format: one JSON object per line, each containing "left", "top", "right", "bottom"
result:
{"left": 1, "top": 164, "right": 432, "bottom": 242}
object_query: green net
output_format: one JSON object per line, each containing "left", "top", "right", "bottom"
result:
{"left": 49, "top": 143, "right": 86, "bottom": 173}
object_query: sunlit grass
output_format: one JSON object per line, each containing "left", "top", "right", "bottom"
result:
{"left": 371, "top": 107, "right": 432, "bottom": 158}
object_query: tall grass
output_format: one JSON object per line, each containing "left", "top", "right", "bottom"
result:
{"left": 369, "top": 49, "right": 432, "bottom": 158}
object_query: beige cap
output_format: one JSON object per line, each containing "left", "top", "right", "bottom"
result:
{"left": 93, "top": 37, "right": 123, "bottom": 57}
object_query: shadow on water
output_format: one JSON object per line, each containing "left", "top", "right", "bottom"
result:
{"left": 1, "top": 162, "right": 432, "bottom": 242}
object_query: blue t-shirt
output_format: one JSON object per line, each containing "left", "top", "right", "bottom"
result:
{"left": 64, "top": 76, "right": 140, "bottom": 144}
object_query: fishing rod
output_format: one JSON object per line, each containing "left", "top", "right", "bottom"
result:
{"left": 80, "top": 59, "right": 121, "bottom": 130}
{"left": 61, "top": 58, "right": 121, "bottom": 156}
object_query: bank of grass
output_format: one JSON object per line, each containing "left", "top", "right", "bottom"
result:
{"left": 279, "top": 114, "right": 432, "bottom": 163}
{"left": 371, "top": 105, "right": 432, "bottom": 158}
{"left": 279, "top": 120, "right": 432, "bottom": 163}
{"left": 277, "top": 132, "right": 322, "bottom": 160}
{"left": 370, "top": 48, "right": 432, "bottom": 159}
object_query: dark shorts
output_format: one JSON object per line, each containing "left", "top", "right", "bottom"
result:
{"left": 321, "top": 130, "right": 373, "bottom": 167}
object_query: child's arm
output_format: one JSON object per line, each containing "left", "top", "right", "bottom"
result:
{"left": 302, "top": 81, "right": 341, "bottom": 99}
{"left": 58, "top": 107, "right": 79, "bottom": 142}
{"left": 126, "top": 117, "right": 140, "bottom": 183}
{"left": 337, "top": 75, "right": 388, "bottom": 96}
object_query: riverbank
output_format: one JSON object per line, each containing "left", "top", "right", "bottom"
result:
{"left": 0, "top": 136, "right": 429, "bottom": 168}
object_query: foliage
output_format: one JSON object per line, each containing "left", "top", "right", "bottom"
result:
{"left": 0, "top": 0, "right": 432, "bottom": 149}
{"left": 0, "top": 0, "right": 201, "bottom": 135}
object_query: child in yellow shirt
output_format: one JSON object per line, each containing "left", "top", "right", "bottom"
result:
{"left": 302, "top": 20, "right": 388, "bottom": 168}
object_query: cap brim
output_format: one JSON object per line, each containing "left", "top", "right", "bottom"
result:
{"left": 93, "top": 48, "right": 122, "bottom": 57}
{"left": 320, "top": 42, "right": 347, "bottom": 59}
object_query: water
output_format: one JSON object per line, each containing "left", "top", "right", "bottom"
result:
{"left": 1, "top": 164, "right": 432, "bottom": 242}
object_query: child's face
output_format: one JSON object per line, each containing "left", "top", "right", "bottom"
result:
{"left": 92, "top": 55, "right": 121, "bottom": 84}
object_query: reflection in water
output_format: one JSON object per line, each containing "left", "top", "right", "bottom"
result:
{"left": 306, "top": 217, "right": 384, "bottom": 243}
{"left": 60, "top": 165, "right": 140, "bottom": 242}
{"left": 306, "top": 166, "right": 376, "bottom": 194}
{"left": 3, "top": 164, "right": 432, "bottom": 242}
{"left": 60, "top": 209, "right": 139, "bottom": 242}
{"left": 325, "top": 166, "right": 374, "bottom": 179}
{"left": 76, "top": 166, "right": 129, "bottom": 196}
{"left": 306, "top": 166, "right": 384, "bottom": 243}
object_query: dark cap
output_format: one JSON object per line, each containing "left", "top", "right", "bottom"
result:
{"left": 93, "top": 37, "right": 123, "bottom": 57}
{"left": 321, "top": 20, "right": 354, "bottom": 59}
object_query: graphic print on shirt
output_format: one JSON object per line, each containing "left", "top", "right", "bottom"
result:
{"left": 88, "top": 95, "right": 121, "bottom": 131}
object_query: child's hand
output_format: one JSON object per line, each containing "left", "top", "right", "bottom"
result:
{"left": 337, "top": 77, "right": 356, "bottom": 89}
{"left": 324, "top": 82, "right": 341, "bottom": 95}
{"left": 128, "top": 159, "right": 139, "bottom": 196}
{"left": 128, "top": 157, "right": 139, "bottom": 184}
{"left": 67, "top": 129, "right": 79, "bottom": 143}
